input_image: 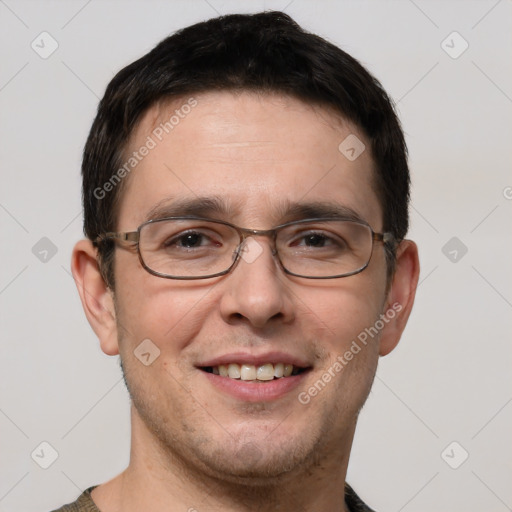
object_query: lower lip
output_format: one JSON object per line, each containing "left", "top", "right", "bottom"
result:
{"left": 201, "top": 370, "right": 309, "bottom": 402}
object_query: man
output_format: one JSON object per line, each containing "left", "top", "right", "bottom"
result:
{"left": 60, "top": 10, "right": 419, "bottom": 512}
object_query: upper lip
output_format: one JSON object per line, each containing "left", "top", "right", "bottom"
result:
{"left": 197, "top": 351, "right": 311, "bottom": 369}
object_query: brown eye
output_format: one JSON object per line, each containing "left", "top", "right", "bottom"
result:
{"left": 164, "top": 231, "right": 221, "bottom": 249}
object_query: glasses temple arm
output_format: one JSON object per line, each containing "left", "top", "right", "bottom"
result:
{"left": 94, "top": 231, "right": 140, "bottom": 244}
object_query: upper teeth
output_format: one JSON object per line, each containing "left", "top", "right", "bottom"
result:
{"left": 213, "top": 363, "right": 296, "bottom": 381}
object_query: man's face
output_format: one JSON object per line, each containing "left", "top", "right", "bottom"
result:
{"left": 112, "top": 91, "right": 390, "bottom": 480}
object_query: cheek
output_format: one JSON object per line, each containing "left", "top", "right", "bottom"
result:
{"left": 114, "top": 257, "right": 217, "bottom": 354}
{"left": 307, "top": 287, "right": 383, "bottom": 401}
{"left": 298, "top": 279, "right": 386, "bottom": 345}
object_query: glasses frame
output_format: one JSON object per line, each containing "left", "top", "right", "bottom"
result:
{"left": 95, "top": 216, "right": 396, "bottom": 280}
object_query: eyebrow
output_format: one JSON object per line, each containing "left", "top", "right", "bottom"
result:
{"left": 143, "top": 196, "right": 237, "bottom": 222}
{"left": 143, "top": 196, "right": 366, "bottom": 225}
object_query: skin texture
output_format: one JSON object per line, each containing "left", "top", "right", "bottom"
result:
{"left": 72, "top": 91, "right": 419, "bottom": 512}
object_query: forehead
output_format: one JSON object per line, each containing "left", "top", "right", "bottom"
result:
{"left": 117, "top": 91, "right": 382, "bottom": 229}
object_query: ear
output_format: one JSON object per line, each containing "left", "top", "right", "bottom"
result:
{"left": 71, "top": 239, "right": 119, "bottom": 356}
{"left": 379, "top": 240, "right": 420, "bottom": 356}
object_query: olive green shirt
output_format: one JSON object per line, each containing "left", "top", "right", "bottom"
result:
{"left": 51, "top": 483, "right": 375, "bottom": 511}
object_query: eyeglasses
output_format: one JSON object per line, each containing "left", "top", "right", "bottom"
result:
{"left": 95, "top": 216, "right": 395, "bottom": 280}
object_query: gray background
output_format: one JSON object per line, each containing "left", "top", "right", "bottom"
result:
{"left": 1, "top": 1, "right": 511, "bottom": 511}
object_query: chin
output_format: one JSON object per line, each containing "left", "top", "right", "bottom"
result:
{"left": 191, "top": 430, "right": 323, "bottom": 485}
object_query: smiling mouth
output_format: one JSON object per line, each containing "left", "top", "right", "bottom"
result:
{"left": 200, "top": 363, "right": 308, "bottom": 382}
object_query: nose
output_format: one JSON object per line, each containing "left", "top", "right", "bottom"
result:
{"left": 219, "top": 237, "right": 295, "bottom": 329}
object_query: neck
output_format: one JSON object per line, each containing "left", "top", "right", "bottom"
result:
{"left": 92, "top": 406, "right": 354, "bottom": 512}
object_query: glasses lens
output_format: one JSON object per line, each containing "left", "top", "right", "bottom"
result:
{"left": 139, "top": 219, "right": 240, "bottom": 278}
{"left": 277, "top": 220, "right": 373, "bottom": 278}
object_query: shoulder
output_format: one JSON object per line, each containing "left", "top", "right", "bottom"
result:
{"left": 345, "top": 482, "right": 376, "bottom": 512}
{"left": 49, "top": 486, "right": 100, "bottom": 512}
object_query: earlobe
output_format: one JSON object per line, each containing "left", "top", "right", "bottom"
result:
{"left": 379, "top": 240, "right": 420, "bottom": 356}
{"left": 71, "top": 239, "right": 119, "bottom": 356}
